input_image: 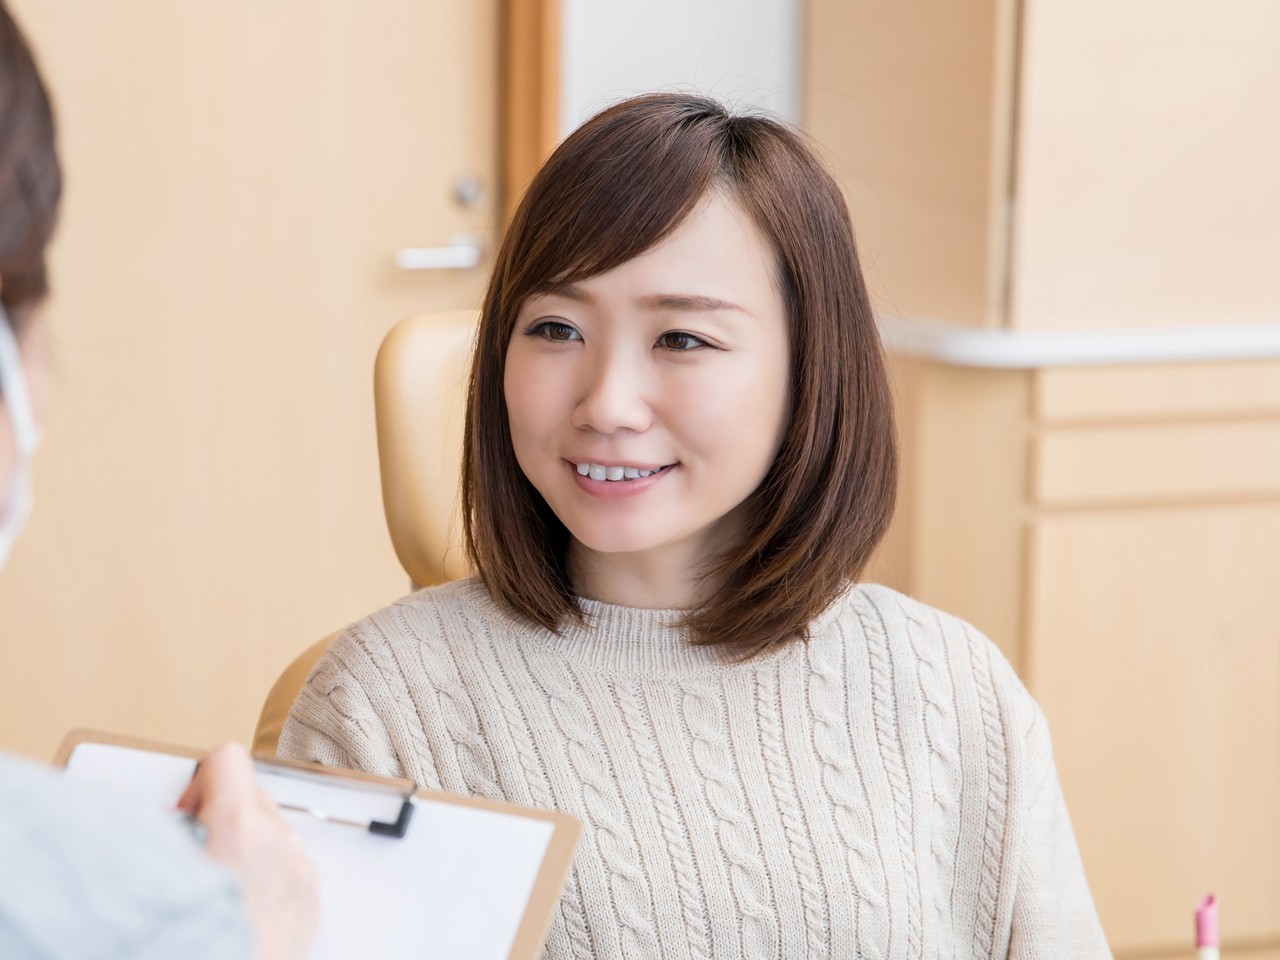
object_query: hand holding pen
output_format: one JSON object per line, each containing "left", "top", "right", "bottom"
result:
{"left": 179, "top": 742, "right": 320, "bottom": 960}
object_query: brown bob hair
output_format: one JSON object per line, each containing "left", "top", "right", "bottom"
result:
{"left": 463, "top": 92, "right": 896, "bottom": 654}
{"left": 0, "top": 1, "right": 61, "bottom": 334}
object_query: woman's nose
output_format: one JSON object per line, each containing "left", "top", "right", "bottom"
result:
{"left": 570, "top": 350, "right": 653, "bottom": 435}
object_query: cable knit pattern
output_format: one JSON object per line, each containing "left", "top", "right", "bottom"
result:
{"left": 754, "top": 669, "right": 827, "bottom": 960}
{"left": 678, "top": 675, "right": 779, "bottom": 958}
{"left": 351, "top": 614, "right": 439, "bottom": 785}
{"left": 279, "top": 579, "right": 1112, "bottom": 960}
{"left": 474, "top": 629, "right": 597, "bottom": 960}
{"left": 856, "top": 595, "right": 926, "bottom": 958}
{"left": 966, "top": 623, "right": 1011, "bottom": 960}
{"left": 614, "top": 681, "right": 711, "bottom": 960}
{"left": 544, "top": 659, "right": 662, "bottom": 957}
{"left": 806, "top": 617, "right": 889, "bottom": 960}
{"left": 901, "top": 600, "right": 963, "bottom": 960}
{"left": 400, "top": 604, "right": 502, "bottom": 797}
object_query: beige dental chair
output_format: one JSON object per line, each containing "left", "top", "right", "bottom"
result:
{"left": 252, "top": 310, "right": 477, "bottom": 756}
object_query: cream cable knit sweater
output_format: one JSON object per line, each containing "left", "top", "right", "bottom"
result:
{"left": 280, "top": 579, "right": 1110, "bottom": 959}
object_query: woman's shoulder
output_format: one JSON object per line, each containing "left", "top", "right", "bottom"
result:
{"left": 826, "top": 582, "right": 1038, "bottom": 729}
{"left": 329, "top": 576, "right": 495, "bottom": 649}
{"left": 820, "top": 581, "right": 980, "bottom": 643}
{"left": 282, "top": 577, "right": 507, "bottom": 777}
{"left": 309, "top": 578, "right": 500, "bottom": 686}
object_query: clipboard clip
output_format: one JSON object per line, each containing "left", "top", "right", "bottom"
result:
{"left": 277, "top": 795, "right": 417, "bottom": 838}
{"left": 248, "top": 759, "right": 420, "bottom": 840}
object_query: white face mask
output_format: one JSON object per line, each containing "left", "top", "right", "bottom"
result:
{"left": 0, "top": 304, "right": 41, "bottom": 569}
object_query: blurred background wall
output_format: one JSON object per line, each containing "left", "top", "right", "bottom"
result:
{"left": 2, "top": 2, "right": 1277, "bottom": 956}
{"left": 559, "top": 0, "right": 801, "bottom": 130}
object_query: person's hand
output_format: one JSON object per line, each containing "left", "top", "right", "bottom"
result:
{"left": 178, "top": 742, "right": 319, "bottom": 960}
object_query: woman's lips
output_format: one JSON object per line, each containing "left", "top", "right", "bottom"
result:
{"left": 568, "top": 460, "right": 675, "bottom": 498}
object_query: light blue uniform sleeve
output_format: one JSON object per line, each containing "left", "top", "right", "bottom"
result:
{"left": 0, "top": 753, "right": 254, "bottom": 959}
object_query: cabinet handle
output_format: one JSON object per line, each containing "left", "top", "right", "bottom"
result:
{"left": 394, "top": 235, "right": 482, "bottom": 271}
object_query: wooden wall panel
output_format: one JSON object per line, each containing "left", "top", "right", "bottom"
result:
{"left": 804, "top": 0, "right": 1017, "bottom": 327}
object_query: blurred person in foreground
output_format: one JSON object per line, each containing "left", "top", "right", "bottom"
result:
{"left": 0, "top": 5, "right": 318, "bottom": 957}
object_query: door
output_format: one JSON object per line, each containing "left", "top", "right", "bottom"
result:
{"left": 0, "top": 0, "right": 498, "bottom": 759}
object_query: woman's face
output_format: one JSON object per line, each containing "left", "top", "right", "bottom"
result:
{"left": 504, "top": 191, "right": 791, "bottom": 574}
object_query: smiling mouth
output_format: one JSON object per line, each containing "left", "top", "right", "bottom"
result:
{"left": 574, "top": 462, "right": 674, "bottom": 482}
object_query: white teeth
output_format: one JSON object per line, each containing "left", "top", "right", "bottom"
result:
{"left": 576, "top": 462, "right": 667, "bottom": 481}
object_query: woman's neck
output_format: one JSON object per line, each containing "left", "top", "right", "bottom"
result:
{"left": 566, "top": 505, "right": 750, "bottom": 609}
{"left": 568, "top": 539, "right": 722, "bottom": 610}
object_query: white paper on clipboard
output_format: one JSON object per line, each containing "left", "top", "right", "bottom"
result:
{"left": 60, "top": 736, "right": 579, "bottom": 960}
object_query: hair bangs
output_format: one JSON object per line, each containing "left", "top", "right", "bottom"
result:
{"left": 498, "top": 98, "right": 731, "bottom": 318}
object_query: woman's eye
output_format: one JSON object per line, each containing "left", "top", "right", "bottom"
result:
{"left": 656, "top": 331, "right": 707, "bottom": 351}
{"left": 529, "top": 320, "right": 580, "bottom": 342}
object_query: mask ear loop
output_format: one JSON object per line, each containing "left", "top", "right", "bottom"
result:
{"left": 0, "top": 302, "right": 40, "bottom": 456}
{"left": 0, "top": 301, "right": 41, "bottom": 565}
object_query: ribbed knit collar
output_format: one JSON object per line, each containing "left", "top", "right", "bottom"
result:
{"left": 555, "top": 596, "right": 739, "bottom": 674}
{"left": 458, "top": 578, "right": 800, "bottom": 676}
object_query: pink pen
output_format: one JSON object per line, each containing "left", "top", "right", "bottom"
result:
{"left": 1195, "top": 894, "right": 1220, "bottom": 960}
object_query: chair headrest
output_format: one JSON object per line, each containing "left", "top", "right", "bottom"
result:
{"left": 373, "top": 310, "right": 479, "bottom": 587}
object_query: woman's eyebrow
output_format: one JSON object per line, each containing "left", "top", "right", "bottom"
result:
{"left": 638, "top": 293, "right": 749, "bottom": 314}
{"left": 537, "top": 285, "right": 749, "bottom": 316}
{"left": 542, "top": 283, "right": 591, "bottom": 303}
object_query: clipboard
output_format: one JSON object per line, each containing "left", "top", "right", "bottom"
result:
{"left": 55, "top": 729, "right": 580, "bottom": 960}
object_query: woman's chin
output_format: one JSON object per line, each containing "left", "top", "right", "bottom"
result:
{"left": 569, "top": 529, "right": 670, "bottom": 557}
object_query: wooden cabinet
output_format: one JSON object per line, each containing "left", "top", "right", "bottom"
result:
{"left": 807, "top": 1, "right": 1280, "bottom": 955}
{"left": 863, "top": 354, "right": 1280, "bottom": 956}
{"left": 1025, "top": 365, "right": 1280, "bottom": 949}
{"left": 1030, "top": 504, "right": 1280, "bottom": 947}
{"left": 807, "top": 0, "right": 1280, "bottom": 332}
{"left": 1011, "top": 0, "right": 1280, "bottom": 330}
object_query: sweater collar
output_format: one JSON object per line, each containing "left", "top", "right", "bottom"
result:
{"left": 461, "top": 579, "right": 794, "bottom": 675}
{"left": 556, "top": 596, "right": 734, "bottom": 673}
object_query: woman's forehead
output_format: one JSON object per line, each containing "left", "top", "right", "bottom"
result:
{"left": 525, "top": 193, "right": 779, "bottom": 312}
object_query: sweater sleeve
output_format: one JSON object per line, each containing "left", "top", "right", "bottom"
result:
{"left": 0, "top": 754, "right": 253, "bottom": 960}
{"left": 1008, "top": 704, "right": 1112, "bottom": 959}
{"left": 277, "top": 625, "right": 405, "bottom": 779}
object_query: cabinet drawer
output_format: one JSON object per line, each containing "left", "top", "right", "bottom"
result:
{"left": 1034, "top": 420, "right": 1280, "bottom": 504}
{"left": 1036, "top": 360, "right": 1280, "bottom": 424}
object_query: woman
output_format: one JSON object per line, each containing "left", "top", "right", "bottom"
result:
{"left": 0, "top": 5, "right": 316, "bottom": 956}
{"left": 281, "top": 93, "right": 1110, "bottom": 957}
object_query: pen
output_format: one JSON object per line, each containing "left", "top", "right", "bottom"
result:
{"left": 177, "top": 811, "right": 209, "bottom": 846}
{"left": 1195, "top": 893, "right": 1219, "bottom": 960}
{"left": 176, "top": 759, "right": 209, "bottom": 845}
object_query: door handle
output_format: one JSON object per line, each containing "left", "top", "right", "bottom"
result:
{"left": 394, "top": 235, "right": 482, "bottom": 271}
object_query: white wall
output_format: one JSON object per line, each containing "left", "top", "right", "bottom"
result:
{"left": 559, "top": 0, "right": 802, "bottom": 137}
